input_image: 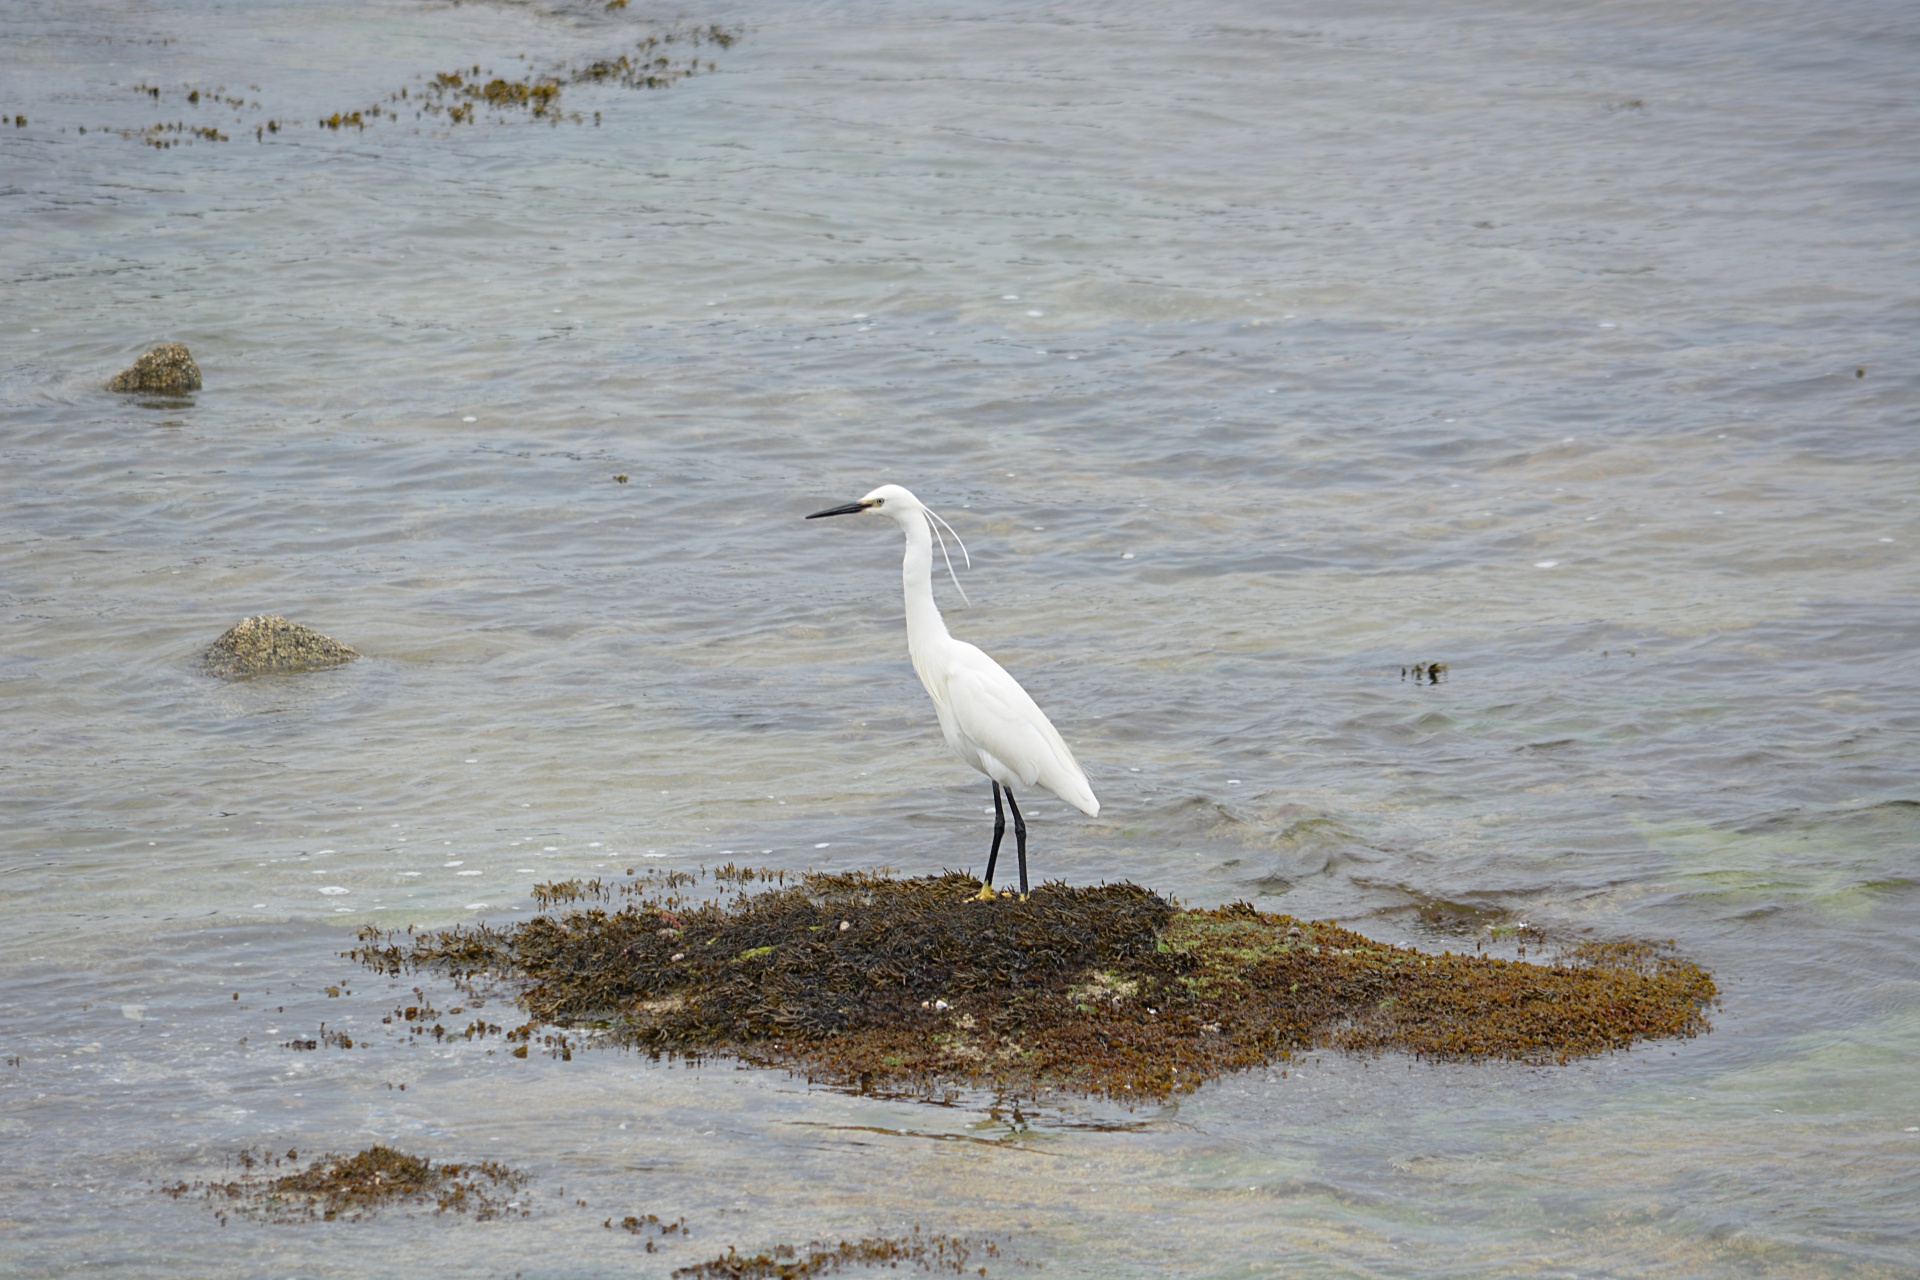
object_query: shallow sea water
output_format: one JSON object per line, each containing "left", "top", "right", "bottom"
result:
{"left": 3, "top": 0, "right": 1918, "bottom": 1274}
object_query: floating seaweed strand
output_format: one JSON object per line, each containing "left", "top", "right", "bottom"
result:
{"left": 108, "top": 25, "right": 743, "bottom": 146}
{"left": 385, "top": 25, "right": 741, "bottom": 130}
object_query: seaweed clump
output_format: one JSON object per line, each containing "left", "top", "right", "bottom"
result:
{"left": 673, "top": 1229, "right": 997, "bottom": 1279}
{"left": 351, "top": 871, "right": 1716, "bottom": 1099}
{"left": 162, "top": 1145, "right": 527, "bottom": 1223}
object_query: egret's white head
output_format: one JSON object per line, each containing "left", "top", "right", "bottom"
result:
{"left": 805, "top": 483, "right": 922, "bottom": 523}
{"left": 807, "top": 483, "right": 971, "bottom": 599}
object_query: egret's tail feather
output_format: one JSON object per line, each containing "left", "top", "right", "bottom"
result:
{"left": 1048, "top": 772, "right": 1099, "bottom": 817}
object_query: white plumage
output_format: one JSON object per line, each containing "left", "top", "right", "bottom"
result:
{"left": 807, "top": 483, "right": 1098, "bottom": 895}
{"left": 920, "top": 644, "right": 1099, "bottom": 815}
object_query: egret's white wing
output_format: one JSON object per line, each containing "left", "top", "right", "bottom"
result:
{"left": 942, "top": 642, "right": 1098, "bottom": 815}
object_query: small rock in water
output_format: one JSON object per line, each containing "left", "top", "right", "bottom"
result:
{"left": 108, "top": 342, "right": 202, "bottom": 394}
{"left": 204, "top": 614, "right": 357, "bottom": 677}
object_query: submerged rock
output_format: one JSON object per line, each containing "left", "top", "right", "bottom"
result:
{"left": 353, "top": 869, "right": 1718, "bottom": 1100}
{"left": 108, "top": 342, "right": 202, "bottom": 394}
{"left": 204, "top": 614, "right": 357, "bottom": 677}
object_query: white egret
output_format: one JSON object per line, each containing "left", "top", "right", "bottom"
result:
{"left": 807, "top": 484, "right": 1099, "bottom": 898}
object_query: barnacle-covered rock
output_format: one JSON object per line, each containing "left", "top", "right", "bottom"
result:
{"left": 204, "top": 614, "right": 357, "bottom": 677}
{"left": 108, "top": 343, "right": 202, "bottom": 394}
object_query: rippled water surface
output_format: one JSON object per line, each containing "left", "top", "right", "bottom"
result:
{"left": 4, "top": 0, "right": 1918, "bottom": 1274}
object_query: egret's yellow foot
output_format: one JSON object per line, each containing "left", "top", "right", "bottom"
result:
{"left": 972, "top": 883, "right": 999, "bottom": 902}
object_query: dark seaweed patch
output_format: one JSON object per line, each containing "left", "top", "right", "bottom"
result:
{"left": 351, "top": 870, "right": 1716, "bottom": 1099}
{"left": 161, "top": 1146, "right": 528, "bottom": 1223}
{"left": 672, "top": 1229, "right": 999, "bottom": 1279}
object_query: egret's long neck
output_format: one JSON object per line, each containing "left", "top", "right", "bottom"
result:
{"left": 899, "top": 513, "right": 950, "bottom": 657}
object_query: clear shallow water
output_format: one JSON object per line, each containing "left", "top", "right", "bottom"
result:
{"left": 3, "top": 0, "right": 1917, "bottom": 1274}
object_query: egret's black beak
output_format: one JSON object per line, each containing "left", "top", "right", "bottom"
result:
{"left": 807, "top": 501, "right": 869, "bottom": 519}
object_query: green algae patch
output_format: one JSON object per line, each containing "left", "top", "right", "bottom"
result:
{"left": 161, "top": 1145, "right": 528, "bottom": 1223}
{"left": 350, "top": 872, "right": 1715, "bottom": 1099}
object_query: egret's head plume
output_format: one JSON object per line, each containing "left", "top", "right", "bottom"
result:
{"left": 807, "top": 483, "right": 971, "bottom": 603}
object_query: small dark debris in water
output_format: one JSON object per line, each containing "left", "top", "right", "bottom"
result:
{"left": 714, "top": 862, "right": 789, "bottom": 885}
{"left": 160, "top": 1145, "right": 528, "bottom": 1223}
{"left": 203, "top": 614, "right": 357, "bottom": 678}
{"left": 1401, "top": 661, "right": 1448, "bottom": 684}
{"left": 608, "top": 1212, "right": 685, "bottom": 1252}
{"left": 351, "top": 869, "right": 1716, "bottom": 1099}
{"left": 383, "top": 989, "right": 505, "bottom": 1048}
{"left": 314, "top": 1023, "right": 358, "bottom": 1049}
{"left": 13, "top": 115, "right": 24, "bottom": 127}
{"left": 1410, "top": 896, "right": 1512, "bottom": 934}
{"left": 108, "top": 342, "right": 201, "bottom": 393}
{"left": 1856, "top": 367, "right": 1866, "bottom": 378}
{"left": 615, "top": 473, "right": 630, "bottom": 483}
{"left": 672, "top": 1228, "right": 998, "bottom": 1279}
{"left": 121, "top": 120, "right": 230, "bottom": 148}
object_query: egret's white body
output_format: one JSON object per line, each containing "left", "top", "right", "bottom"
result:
{"left": 808, "top": 484, "right": 1097, "bottom": 894}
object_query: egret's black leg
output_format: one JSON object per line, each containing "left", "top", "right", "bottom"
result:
{"left": 984, "top": 781, "right": 1006, "bottom": 889}
{"left": 1004, "top": 787, "right": 1029, "bottom": 896}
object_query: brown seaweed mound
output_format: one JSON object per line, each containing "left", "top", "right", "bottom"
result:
{"left": 673, "top": 1230, "right": 998, "bottom": 1280}
{"left": 108, "top": 342, "right": 202, "bottom": 393}
{"left": 162, "top": 1145, "right": 527, "bottom": 1223}
{"left": 203, "top": 613, "right": 357, "bottom": 677}
{"left": 352, "top": 871, "right": 1715, "bottom": 1099}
